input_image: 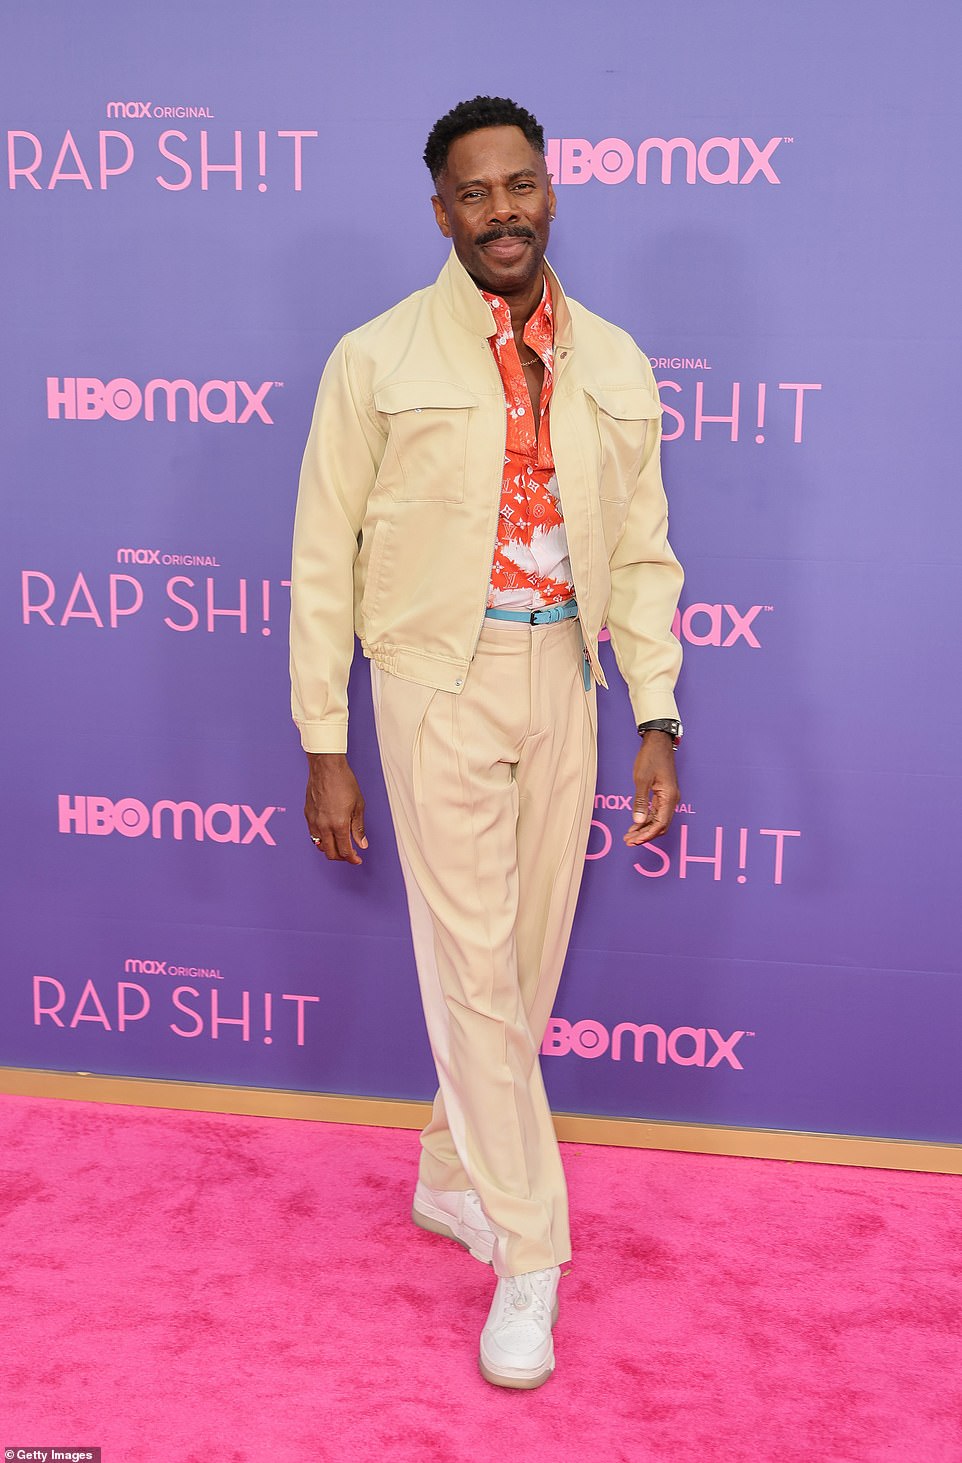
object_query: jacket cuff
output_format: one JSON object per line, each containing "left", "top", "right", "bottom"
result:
{"left": 297, "top": 722, "right": 349, "bottom": 754}
{"left": 630, "top": 691, "right": 681, "bottom": 728}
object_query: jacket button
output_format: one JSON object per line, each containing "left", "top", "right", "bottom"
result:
{"left": 455, "top": 678, "right": 463, "bottom": 687}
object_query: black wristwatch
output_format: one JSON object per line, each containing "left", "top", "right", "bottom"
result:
{"left": 637, "top": 718, "right": 683, "bottom": 750}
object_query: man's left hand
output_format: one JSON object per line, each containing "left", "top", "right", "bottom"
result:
{"left": 625, "top": 732, "right": 679, "bottom": 846}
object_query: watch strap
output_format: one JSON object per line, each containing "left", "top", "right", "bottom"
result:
{"left": 637, "top": 718, "right": 682, "bottom": 748}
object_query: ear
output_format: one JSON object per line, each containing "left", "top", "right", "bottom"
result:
{"left": 547, "top": 177, "right": 557, "bottom": 220}
{"left": 431, "top": 193, "right": 451, "bottom": 239}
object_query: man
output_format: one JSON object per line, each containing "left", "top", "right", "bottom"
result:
{"left": 289, "top": 96, "right": 683, "bottom": 1390}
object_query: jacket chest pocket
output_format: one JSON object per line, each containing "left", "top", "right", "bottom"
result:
{"left": 583, "top": 384, "right": 661, "bottom": 502}
{"left": 373, "top": 380, "right": 479, "bottom": 503}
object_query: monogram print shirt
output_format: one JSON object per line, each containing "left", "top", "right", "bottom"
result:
{"left": 480, "top": 280, "right": 575, "bottom": 609}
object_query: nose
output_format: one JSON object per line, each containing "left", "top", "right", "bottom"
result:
{"left": 487, "top": 186, "right": 519, "bottom": 222}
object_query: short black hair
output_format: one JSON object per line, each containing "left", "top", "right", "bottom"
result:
{"left": 424, "top": 96, "right": 545, "bottom": 184}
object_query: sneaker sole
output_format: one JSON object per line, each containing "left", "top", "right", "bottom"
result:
{"left": 479, "top": 1352, "right": 555, "bottom": 1389}
{"left": 411, "top": 1202, "right": 494, "bottom": 1265}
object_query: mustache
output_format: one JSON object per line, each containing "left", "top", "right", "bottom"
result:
{"left": 474, "top": 225, "right": 537, "bottom": 247}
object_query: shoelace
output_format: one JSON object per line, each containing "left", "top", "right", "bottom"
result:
{"left": 504, "top": 1270, "right": 552, "bottom": 1315}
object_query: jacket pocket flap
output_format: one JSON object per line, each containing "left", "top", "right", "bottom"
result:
{"left": 374, "top": 380, "right": 480, "bottom": 414}
{"left": 584, "top": 385, "right": 661, "bottom": 420}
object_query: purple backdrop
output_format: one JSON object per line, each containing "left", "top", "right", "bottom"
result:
{"left": 3, "top": 2, "right": 960, "bottom": 1144}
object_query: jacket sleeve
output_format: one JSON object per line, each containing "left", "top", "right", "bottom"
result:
{"left": 289, "top": 335, "right": 386, "bottom": 753}
{"left": 604, "top": 358, "right": 684, "bottom": 728}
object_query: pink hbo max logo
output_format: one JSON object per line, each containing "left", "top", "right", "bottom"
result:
{"left": 58, "top": 795, "right": 281, "bottom": 844}
{"left": 672, "top": 602, "right": 770, "bottom": 648}
{"left": 542, "top": 1018, "right": 749, "bottom": 1068}
{"left": 545, "top": 135, "right": 787, "bottom": 186}
{"left": 46, "top": 376, "right": 278, "bottom": 423}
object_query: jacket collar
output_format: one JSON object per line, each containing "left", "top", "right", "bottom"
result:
{"left": 436, "top": 246, "right": 574, "bottom": 351}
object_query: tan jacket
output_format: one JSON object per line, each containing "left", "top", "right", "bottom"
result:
{"left": 290, "top": 249, "right": 683, "bottom": 753}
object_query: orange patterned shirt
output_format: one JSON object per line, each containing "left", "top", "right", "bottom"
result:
{"left": 480, "top": 280, "right": 575, "bottom": 609}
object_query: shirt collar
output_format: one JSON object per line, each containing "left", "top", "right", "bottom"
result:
{"left": 479, "top": 277, "right": 552, "bottom": 344}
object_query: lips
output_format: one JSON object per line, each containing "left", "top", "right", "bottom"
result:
{"left": 481, "top": 237, "right": 530, "bottom": 262}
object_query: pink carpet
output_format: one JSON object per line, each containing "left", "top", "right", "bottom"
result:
{"left": 1, "top": 1094, "right": 960, "bottom": 1462}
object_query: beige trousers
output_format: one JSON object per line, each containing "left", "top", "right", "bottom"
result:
{"left": 370, "top": 614, "right": 597, "bottom": 1277}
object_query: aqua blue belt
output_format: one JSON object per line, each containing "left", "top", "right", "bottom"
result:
{"left": 484, "top": 600, "right": 579, "bottom": 626}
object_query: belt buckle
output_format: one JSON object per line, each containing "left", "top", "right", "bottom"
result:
{"left": 524, "top": 600, "right": 577, "bottom": 626}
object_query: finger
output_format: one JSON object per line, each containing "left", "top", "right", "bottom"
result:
{"left": 645, "top": 787, "right": 673, "bottom": 836}
{"left": 314, "top": 828, "right": 339, "bottom": 860}
{"left": 631, "top": 786, "right": 653, "bottom": 826}
{"left": 625, "top": 794, "right": 675, "bottom": 846}
{"left": 331, "top": 819, "right": 362, "bottom": 865}
{"left": 624, "top": 818, "right": 654, "bottom": 846}
{"left": 304, "top": 813, "right": 331, "bottom": 855}
{"left": 623, "top": 818, "right": 654, "bottom": 846}
{"left": 654, "top": 778, "right": 680, "bottom": 825}
{"left": 352, "top": 805, "right": 368, "bottom": 851}
{"left": 625, "top": 821, "right": 661, "bottom": 846}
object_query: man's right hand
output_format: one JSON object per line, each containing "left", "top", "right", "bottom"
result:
{"left": 304, "top": 753, "right": 368, "bottom": 865}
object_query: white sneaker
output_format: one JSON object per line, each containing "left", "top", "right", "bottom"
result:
{"left": 479, "top": 1266, "right": 560, "bottom": 1389}
{"left": 411, "top": 1180, "right": 496, "bottom": 1265}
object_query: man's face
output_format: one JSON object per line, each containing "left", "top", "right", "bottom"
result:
{"left": 431, "top": 125, "right": 555, "bottom": 298}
